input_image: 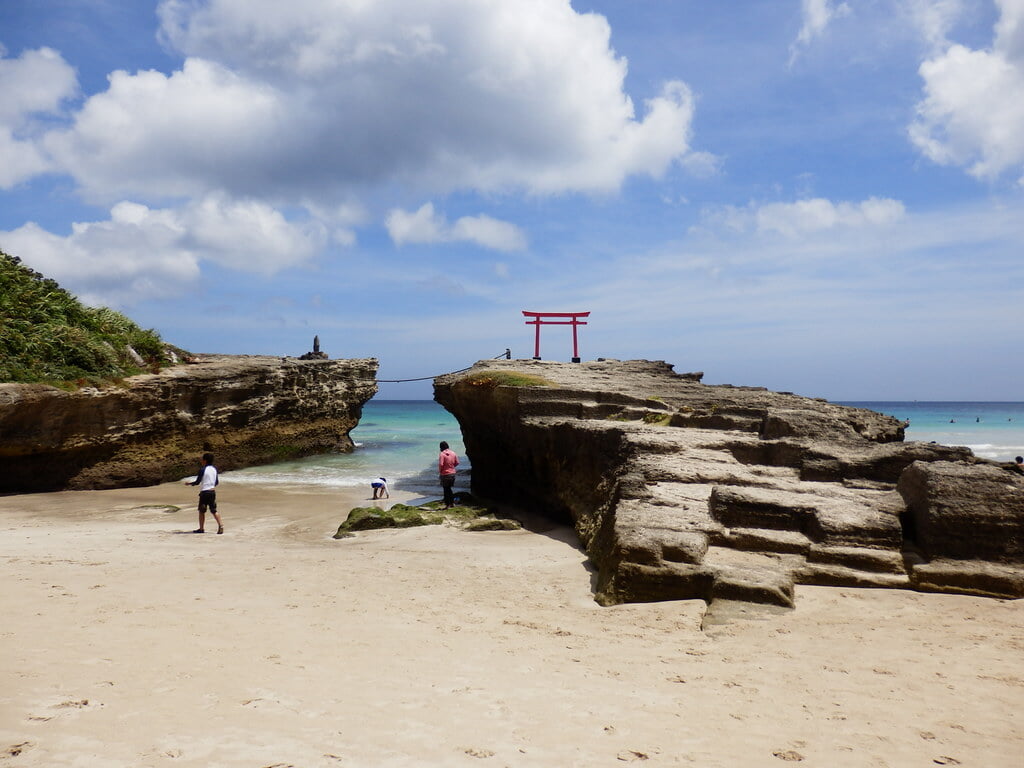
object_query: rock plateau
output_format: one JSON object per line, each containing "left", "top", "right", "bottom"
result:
{"left": 434, "top": 359, "right": 1024, "bottom": 609}
{"left": 0, "top": 355, "right": 377, "bottom": 492}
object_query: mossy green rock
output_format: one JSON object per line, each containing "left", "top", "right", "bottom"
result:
{"left": 339, "top": 504, "right": 444, "bottom": 533}
{"left": 334, "top": 499, "right": 521, "bottom": 537}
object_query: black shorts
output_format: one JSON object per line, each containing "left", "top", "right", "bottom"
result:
{"left": 198, "top": 490, "right": 217, "bottom": 513}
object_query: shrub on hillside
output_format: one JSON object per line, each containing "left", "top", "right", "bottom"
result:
{"left": 0, "top": 251, "right": 184, "bottom": 385}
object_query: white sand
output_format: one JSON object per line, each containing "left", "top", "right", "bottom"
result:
{"left": 1, "top": 479, "right": 1022, "bottom": 767}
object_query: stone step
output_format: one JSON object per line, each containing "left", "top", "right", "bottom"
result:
{"left": 795, "top": 562, "right": 911, "bottom": 590}
{"left": 709, "top": 485, "right": 902, "bottom": 550}
{"left": 702, "top": 546, "right": 800, "bottom": 608}
{"left": 909, "top": 559, "right": 1024, "bottom": 598}
{"left": 716, "top": 527, "right": 812, "bottom": 555}
{"left": 806, "top": 544, "right": 905, "bottom": 574}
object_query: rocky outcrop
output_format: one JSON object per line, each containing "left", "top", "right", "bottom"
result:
{"left": 0, "top": 355, "right": 377, "bottom": 492}
{"left": 434, "top": 359, "right": 1024, "bottom": 608}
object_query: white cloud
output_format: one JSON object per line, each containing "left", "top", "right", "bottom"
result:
{"left": 386, "top": 202, "right": 526, "bottom": 252}
{"left": 43, "top": 59, "right": 284, "bottom": 202}
{"left": 789, "top": 0, "right": 851, "bottom": 64}
{"left": 0, "top": 216, "right": 198, "bottom": 307}
{"left": 450, "top": 215, "right": 527, "bottom": 252}
{"left": 0, "top": 46, "right": 78, "bottom": 126}
{"left": 0, "top": 128, "right": 50, "bottom": 188}
{"left": 757, "top": 196, "right": 906, "bottom": 236}
{"left": 386, "top": 204, "right": 446, "bottom": 246}
{"left": 909, "top": 0, "right": 1024, "bottom": 180}
{"left": 905, "top": 0, "right": 966, "bottom": 50}
{"left": 700, "top": 197, "right": 906, "bottom": 238}
{"left": 31, "top": 0, "right": 705, "bottom": 204}
{"left": 0, "top": 195, "right": 325, "bottom": 306}
{"left": 182, "top": 193, "right": 326, "bottom": 273}
{"left": 0, "top": 46, "right": 77, "bottom": 188}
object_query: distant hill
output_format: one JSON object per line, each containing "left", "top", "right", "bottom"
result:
{"left": 0, "top": 250, "right": 186, "bottom": 385}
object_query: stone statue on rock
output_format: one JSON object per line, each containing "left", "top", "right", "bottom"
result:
{"left": 299, "top": 335, "right": 329, "bottom": 360}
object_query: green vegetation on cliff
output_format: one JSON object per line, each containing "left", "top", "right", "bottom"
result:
{"left": 457, "top": 370, "right": 554, "bottom": 389}
{"left": 0, "top": 251, "right": 183, "bottom": 385}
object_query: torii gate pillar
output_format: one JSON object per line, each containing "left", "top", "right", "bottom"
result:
{"left": 522, "top": 311, "right": 590, "bottom": 363}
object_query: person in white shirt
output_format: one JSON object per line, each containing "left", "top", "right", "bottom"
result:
{"left": 186, "top": 452, "right": 223, "bottom": 534}
{"left": 371, "top": 477, "right": 389, "bottom": 499}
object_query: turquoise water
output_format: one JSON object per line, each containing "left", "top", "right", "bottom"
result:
{"left": 229, "top": 400, "right": 467, "bottom": 498}
{"left": 229, "top": 400, "right": 1024, "bottom": 493}
{"left": 843, "top": 402, "right": 1024, "bottom": 462}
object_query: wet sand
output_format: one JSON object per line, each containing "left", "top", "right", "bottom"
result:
{"left": 1, "top": 480, "right": 1022, "bottom": 766}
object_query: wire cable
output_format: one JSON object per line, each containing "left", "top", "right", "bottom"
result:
{"left": 376, "top": 349, "right": 511, "bottom": 383}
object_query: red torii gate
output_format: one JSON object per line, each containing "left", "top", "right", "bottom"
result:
{"left": 523, "top": 311, "right": 589, "bottom": 363}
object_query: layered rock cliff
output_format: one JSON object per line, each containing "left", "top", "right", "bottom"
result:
{"left": 0, "top": 355, "right": 377, "bottom": 492}
{"left": 434, "top": 359, "right": 1024, "bottom": 608}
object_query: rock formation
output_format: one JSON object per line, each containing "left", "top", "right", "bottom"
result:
{"left": 0, "top": 355, "right": 377, "bottom": 492}
{"left": 434, "top": 359, "right": 1024, "bottom": 608}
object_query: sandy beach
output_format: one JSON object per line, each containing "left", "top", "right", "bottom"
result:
{"left": 1, "top": 479, "right": 1022, "bottom": 767}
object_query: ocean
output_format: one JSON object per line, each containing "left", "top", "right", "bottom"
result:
{"left": 841, "top": 401, "right": 1024, "bottom": 462}
{"left": 227, "top": 400, "right": 1024, "bottom": 495}
{"left": 229, "top": 400, "right": 467, "bottom": 500}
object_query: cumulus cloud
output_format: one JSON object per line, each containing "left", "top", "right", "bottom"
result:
{"left": 181, "top": 193, "right": 326, "bottom": 272}
{"left": 3, "top": 0, "right": 704, "bottom": 305}
{"left": 451, "top": 215, "right": 527, "bottom": 252}
{"left": 904, "top": 0, "right": 966, "bottom": 50}
{"left": 789, "top": 0, "right": 851, "bottom": 64}
{"left": 0, "top": 213, "right": 198, "bottom": 307}
{"left": 43, "top": 59, "right": 284, "bottom": 202}
{"left": 0, "top": 45, "right": 77, "bottom": 125}
{"left": 0, "top": 195, "right": 325, "bottom": 306}
{"left": 909, "top": 0, "right": 1024, "bottom": 180}
{"left": 0, "top": 45, "right": 77, "bottom": 187}
{"left": 700, "top": 197, "right": 906, "bottom": 238}
{"left": 386, "top": 203, "right": 526, "bottom": 252}
{"left": 36, "top": 0, "right": 703, "bottom": 203}
{"left": 0, "top": 129, "right": 50, "bottom": 189}
{"left": 386, "top": 204, "right": 445, "bottom": 246}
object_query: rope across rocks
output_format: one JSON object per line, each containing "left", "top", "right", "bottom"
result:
{"left": 376, "top": 349, "right": 511, "bottom": 383}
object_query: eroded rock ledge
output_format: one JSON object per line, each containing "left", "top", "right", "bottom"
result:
{"left": 434, "top": 359, "right": 1024, "bottom": 608}
{"left": 0, "top": 355, "right": 377, "bottom": 492}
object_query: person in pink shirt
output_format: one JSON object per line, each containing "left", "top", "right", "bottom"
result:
{"left": 438, "top": 441, "right": 460, "bottom": 509}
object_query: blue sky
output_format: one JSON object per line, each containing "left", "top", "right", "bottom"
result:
{"left": 2, "top": 0, "right": 1022, "bottom": 400}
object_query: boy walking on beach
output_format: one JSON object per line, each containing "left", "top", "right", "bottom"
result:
{"left": 186, "top": 452, "right": 223, "bottom": 534}
{"left": 438, "top": 441, "right": 459, "bottom": 509}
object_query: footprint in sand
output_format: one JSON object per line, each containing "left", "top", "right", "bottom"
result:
{"left": 30, "top": 699, "right": 96, "bottom": 721}
{"left": 4, "top": 742, "right": 33, "bottom": 758}
{"left": 54, "top": 699, "right": 90, "bottom": 709}
{"left": 772, "top": 750, "right": 805, "bottom": 761}
{"left": 616, "top": 750, "right": 650, "bottom": 762}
